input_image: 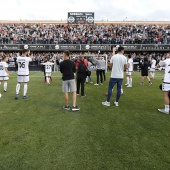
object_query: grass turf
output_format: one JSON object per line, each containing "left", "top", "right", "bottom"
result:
{"left": 0, "top": 71, "right": 170, "bottom": 170}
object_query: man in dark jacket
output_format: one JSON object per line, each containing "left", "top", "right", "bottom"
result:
{"left": 76, "top": 56, "right": 88, "bottom": 98}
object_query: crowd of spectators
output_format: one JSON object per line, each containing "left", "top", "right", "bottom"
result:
{"left": 0, "top": 23, "right": 170, "bottom": 45}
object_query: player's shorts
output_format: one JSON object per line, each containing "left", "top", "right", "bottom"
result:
{"left": 162, "top": 83, "right": 170, "bottom": 92}
{"left": 46, "top": 73, "right": 51, "bottom": 77}
{"left": 17, "top": 75, "right": 29, "bottom": 83}
{"left": 62, "top": 79, "right": 76, "bottom": 93}
{"left": 150, "top": 68, "right": 155, "bottom": 72}
{"left": 141, "top": 70, "right": 148, "bottom": 77}
{"left": 0, "top": 76, "right": 9, "bottom": 81}
{"left": 126, "top": 71, "right": 132, "bottom": 76}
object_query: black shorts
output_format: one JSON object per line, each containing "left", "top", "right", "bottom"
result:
{"left": 141, "top": 70, "right": 148, "bottom": 77}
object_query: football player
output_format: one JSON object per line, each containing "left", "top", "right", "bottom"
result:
{"left": 149, "top": 56, "right": 156, "bottom": 79}
{"left": 41, "top": 57, "right": 54, "bottom": 85}
{"left": 157, "top": 53, "right": 170, "bottom": 114}
{"left": 125, "top": 54, "right": 133, "bottom": 87}
{"left": 0, "top": 54, "right": 9, "bottom": 92}
{"left": 15, "top": 48, "right": 32, "bottom": 99}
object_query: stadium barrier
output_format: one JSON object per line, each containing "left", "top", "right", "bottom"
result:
{"left": 0, "top": 44, "right": 170, "bottom": 52}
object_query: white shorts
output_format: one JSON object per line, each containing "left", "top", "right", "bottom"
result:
{"left": 17, "top": 76, "right": 29, "bottom": 83}
{"left": 162, "top": 83, "right": 170, "bottom": 92}
{"left": 46, "top": 73, "right": 51, "bottom": 77}
{"left": 126, "top": 71, "right": 132, "bottom": 76}
{"left": 150, "top": 68, "right": 155, "bottom": 72}
{"left": 0, "top": 76, "right": 9, "bottom": 81}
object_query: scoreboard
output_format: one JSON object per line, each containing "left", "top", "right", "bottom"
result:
{"left": 68, "top": 12, "right": 94, "bottom": 24}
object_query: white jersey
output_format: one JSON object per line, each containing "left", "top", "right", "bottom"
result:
{"left": 0, "top": 62, "right": 8, "bottom": 77}
{"left": 163, "top": 59, "right": 170, "bottom": 83}
{"left": 151, "top": 59, "right": 156, "bottom": 68}
{"left": 42, "top": 62, "right": 54, "bottom": 73}
{"left": 17, "top": 56, "right": 31, "bottom": 76}
{"left": 110, "top": 54, "right": 127, "bottom": 79}
{"left": 128, "top": 58, "right": 133, "bottom": 71}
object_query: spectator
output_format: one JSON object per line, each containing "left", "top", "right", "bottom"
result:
{"left": 102, "top": 47, "right": 127, "bottom": 107}
{"left": 60, "top": 51, "right": 80, "bottom": 111}
{"left": 0, "top": 23, "right": 170, "bottom": 45}
{"left": 93, "top": 56, "right": 105, "bottom": 85}
{"left": 76, "top": 56, "right": 88, "bottom": 97}
{"left": 86, "top": 58, "right": 93, "bottom": 84}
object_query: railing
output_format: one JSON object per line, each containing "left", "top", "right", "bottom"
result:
{"left": 0, "top": 44, "right": 170, "bottom": 52}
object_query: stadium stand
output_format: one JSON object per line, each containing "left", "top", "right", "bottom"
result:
{"left": 0, "top": 21, "right": 170, "bottom": 45}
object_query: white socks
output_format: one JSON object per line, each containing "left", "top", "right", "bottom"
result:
{"left": 24, "top": 84, "right": 28, "bottom": 96}
{"left": 16, "top": 83, "right": 20, "bottom": 95}
{"left": 16, "top": 83, "right": 28, "bottom": 96}
{"left": 129, "top": 78, "right": 132, "bottom": 86}
{"left": 153, "top": 73, "right": 155, "bottom": 78}
{"left": 150, "top": 72, "right": 155, "bottom": 78}
{"left": 4, "top": 82, "right": 7, "bottom": 91}
{"left": 121, "top": 88, "right": 123, "bottom": 94}
{"left": 46, "top": 77, "right": 50, "bottom": 84}
{"left": 126, "top": 77, "right": 129, "bottom": 85}
{"left": 165, "top": 105, "right": 169, "bottom": 112}
{"left": 86, "top": 77, "right": 88, "bottom": 83}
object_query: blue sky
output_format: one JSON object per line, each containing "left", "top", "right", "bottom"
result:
{"left": 0, "top": 0, "right": 170, "bottom": 21}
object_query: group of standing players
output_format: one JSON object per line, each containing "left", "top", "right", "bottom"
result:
{"left": 0, "top": 46, "right": 170, "bottom": 114}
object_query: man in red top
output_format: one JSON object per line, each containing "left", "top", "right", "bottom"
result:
{"left": 76, "top": 56, "right": 88, "bottom": 98}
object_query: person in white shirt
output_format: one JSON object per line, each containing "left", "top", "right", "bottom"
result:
{"left": 158, "top": 53, "right": 170, "bottom": 114}
{"left": 41, "top": 57, "right": 54, "bottom": 85}
{"left": 102, "top": 47, "right": 127, "bottom": 107}
{"left": 86, "top": 58, "right": 93, "bottom": 84}
{"left": 0, "top": 55, "right": 9, "bottom": 93}
{"left": 149, "top": 57, "right": 156, "bottom": 79}
{"left": 15, "top": 48, "right": 32, "bottom": 99}
{"left": 125, "top": 54, "right": 133, "bottom": 87}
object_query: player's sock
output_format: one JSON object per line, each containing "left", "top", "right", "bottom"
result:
{"left": 121, "top": 88, "right": 123, "bottom": 94}
{"left": 24, "top": 84, "right": 28, "bottom": 96}
{"left": 165, "top": 105, "right": 169, "bottom": 112}
{"left": 47, "top": 77, "right": 50, "bottom": 84}
{"left": 150, "top": 72, "right": 152, "bottom": 78}
{"left": 126, "top": 77, "right": 129, "bottom": 85}
{"left": 130, "top": 78, "right": 132, "bottom": 86}
{"left": 86, "top": 77, "right": 88, "bottom": 83}
{"left": 16, "top": 83, "right": 20, "bottom": 94}
{"left": 4, "top": 82, "right": 7, "bottom": 91}
{"left": 153, "top": 73, "right": 155, "bottom": 78}
{"left": 0, "top": 81, "right": 1, "bottom": 85}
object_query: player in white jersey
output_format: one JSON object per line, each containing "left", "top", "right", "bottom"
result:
{"left": 125, "top": 54, "right": 133, "bottom": 87}
{"left": 0, "top": 55, "right": 9, "bottom": 93}
{"left": 158, "top": 53, "right": 170, "bottom": 114}
{"left": 15, "top": 48, "right": 32, "bottom": 99}
{"left": 149, "top": 57, "right": 156, "bottom": 79}
{"left": 41, "top": 57, "right": 54, "bottom": 85}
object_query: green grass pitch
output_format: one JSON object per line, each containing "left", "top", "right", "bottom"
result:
{"left": 0, "top": 71, "right": 170, "bottom": 170}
